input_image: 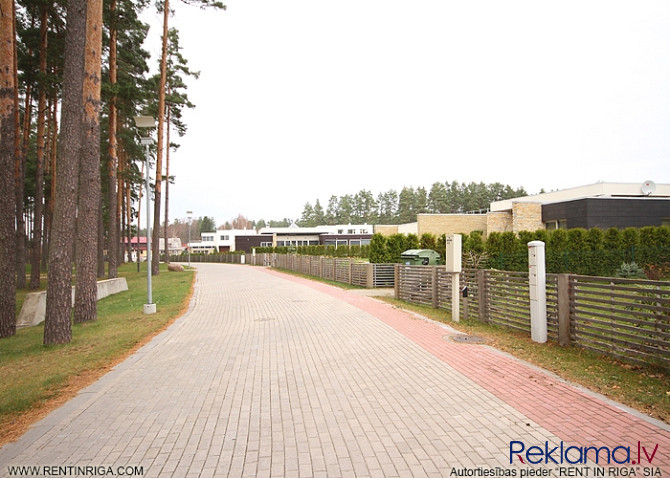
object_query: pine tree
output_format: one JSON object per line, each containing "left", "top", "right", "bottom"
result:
{"left": 0, "top": 0, "right": 17, "bottom": 338}
{"left": 45, "top": 0, "right": 87, "bottom": 345}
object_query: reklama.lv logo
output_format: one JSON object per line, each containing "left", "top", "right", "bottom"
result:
{"left": 509, "top": 441, "right": 660, "bottom": 465}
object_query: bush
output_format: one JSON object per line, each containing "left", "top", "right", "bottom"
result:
{"left": 616, "top": 262, "right": 647, "bottom": 279}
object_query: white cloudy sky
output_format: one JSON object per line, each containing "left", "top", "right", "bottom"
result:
{"left": 142, "top": 0, "right": 670, "bottom": 226}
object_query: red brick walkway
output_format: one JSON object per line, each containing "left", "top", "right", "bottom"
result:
{"left": 265, "top": 269, "right": 670, "bottom": 470}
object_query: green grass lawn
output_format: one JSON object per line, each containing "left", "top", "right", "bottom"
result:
{"left": 0, "top": 262, "right": 194, "bottom": 445}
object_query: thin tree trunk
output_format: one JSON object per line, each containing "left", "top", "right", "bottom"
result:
{"left": 107, "top": 0, "right": 119, "bottom": 278}
{"left": 163, "top": 100, "right": 170, "bottom": 263}
{"left": 137, "top": 161, "right": 143, "bottom": 265}
{"left": 14, "top": 19, "right": 30, "bottom": 291}
{"left": 152, "top": 0, "right": 169, "bottom": 276}
{"left": 45, "top": 0, "right": 87, "bottom": 345}
{"left": 74, "top": 0, "right": 103, "bottom": 324}
{"left": 0, "top": 0, "right": 17, "bottom": 338}
{"left": 30, "top": 6, "right": 49, "bottom": 290}
{"left": 44, "top": 88, "right": 59, "bottom": 273}
{"left": 97, "top": 197, "right": 104, "bottom": 278}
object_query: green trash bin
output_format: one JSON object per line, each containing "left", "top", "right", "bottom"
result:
{"left": 401, "top": 249, "right": 441, "bottom": 266}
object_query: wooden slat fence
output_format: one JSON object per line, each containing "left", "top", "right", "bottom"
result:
{"left": 171, "top": 252, "right": 669, "bottom": 369}
{"left": 569, "top": 275, "right": 670, "bottom": 369}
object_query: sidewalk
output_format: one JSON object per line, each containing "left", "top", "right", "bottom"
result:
{"left": 1, "top": 263, "right": 668, "bottom": 477}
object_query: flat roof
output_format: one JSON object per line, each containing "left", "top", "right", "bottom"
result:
{"left": 490, "top": 182, "right": 670, "bottom": 212}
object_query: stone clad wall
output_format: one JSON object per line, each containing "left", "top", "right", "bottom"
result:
{"left": 512, "top": 202, "right": 543, "bottom": 233}
{"left": 417, "top": 214, "right": 487, "bottom": 237}
{"left": 486, "top": 211, "right": 513, "bottom": 235}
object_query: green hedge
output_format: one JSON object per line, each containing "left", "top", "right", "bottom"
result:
{"left": 254, "top": 226, "right": 670, "bottom": 278}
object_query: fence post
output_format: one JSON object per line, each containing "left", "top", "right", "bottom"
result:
{"left": 367, "top": 263, "right": 374, "bottom": 289}
{"left": 477, "top": 269, "right": 488, "bottom": 322}
{"left": 349, "top": 258, "right": 354, "bottom": 285}
{"left": 558, "top": 274, "right": 571, "bottom": 346}
{"left": 431, "top": 266, "right": 439, "bottom": 309}
{"left": 394, "top": 264, "right": 400, "bottom": 299}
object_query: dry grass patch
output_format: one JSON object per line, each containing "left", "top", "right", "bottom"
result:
{"left": 0, "top": 263, "right": 195, "bottom": 446}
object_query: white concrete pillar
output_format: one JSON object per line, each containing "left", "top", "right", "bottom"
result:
{"left": 528, "top": 240, "right": 547, "bottom": 343}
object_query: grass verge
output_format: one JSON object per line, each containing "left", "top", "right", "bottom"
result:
{"left": 0, "top": 262, "right": 195, "bottom": 446}
{"left": 378, "top": 296, "right": 670, "bottom": 424}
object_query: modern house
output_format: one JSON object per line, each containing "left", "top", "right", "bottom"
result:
{"left": 187, "top": 224, "right": 375, "bottom": 254}
{"left": 188, "top": 229, "right": 259, "bottom": 254}
{"left": 377, "top": 181, "right": 670, "bottom": 238}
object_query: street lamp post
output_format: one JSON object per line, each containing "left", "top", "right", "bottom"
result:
{"left": 134, "top": 115, "right": 157, "bottom": 315}
{"left": 187, "top": 210, "right": 193, "bottom": 267}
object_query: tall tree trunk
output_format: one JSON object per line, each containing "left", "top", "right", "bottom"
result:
{"left": 163, "top": 100, "right": 170, "bottom": 263}
{"left": 107, "top": 0, "right": 119, "bottom": 278}
{"left": 14, "top": 14, "right": 28, "bottom": 291}
{"left": 30, "top": 6, "right": 49, "bottom": 290}
{"left": 44, "top": 89, "right": 59, "bottom": 273}
{"left": 152, "top": 0, "right": 169, "bottom": 276}
{"left": 0, "top": 0, "right": 17, "bottom": 338}
{"left": 137, "top": 161, "right": 143, "bottom": 266}
{"left": 45, "top": 0, "right": 87, "bottom": 345}
{"left": 74, "top": 0, "right": 103, "bottom": 324}
{"left": 97, "top": 197, "right": 104, "bottom": 278}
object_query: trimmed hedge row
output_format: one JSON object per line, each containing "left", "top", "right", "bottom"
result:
{"left": 368, "top": 226, "right": 670, "bottom": 278}
{"left": 252, "top": 226, "right": 670, "bottom": 278}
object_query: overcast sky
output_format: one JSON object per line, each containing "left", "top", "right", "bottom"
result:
{"left": 142, "top": 1, "right": 670, "bottom": 227}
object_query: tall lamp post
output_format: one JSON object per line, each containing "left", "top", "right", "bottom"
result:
{"left": 134, "top": 115, "right": 157, "bottom": 315}
{"left": 187, "top": 210, "right": 193, "bottom": 267}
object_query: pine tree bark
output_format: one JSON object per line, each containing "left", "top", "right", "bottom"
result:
{"left": 163, "top": 100, "right": 170, "bottom": 263}
{"left": 14, "top": 7, "right": 27, "bottom": 291}
{"left": 152, "top": 0, "right": 170, "bottom": 276}
{"left": 30, "top": 6, "right": 49, "bottom": 290}
{"left": 74, "top": 0, "right": 103, "bottom": 324}
{"left": 107, "top": 0, "right": 119, "bottom": 278}
{"left": 45, "top": 0, "right": 87, "bottom": 345}
{"left": 0, "top": 0, "right": 17, "bottom": 338}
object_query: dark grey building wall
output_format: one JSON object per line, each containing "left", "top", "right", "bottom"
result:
{"left": 235, "top": 235, "right": 273, "bottom": 253}
{"left": 542, "top": 198, "right": 670, "bottom": 229}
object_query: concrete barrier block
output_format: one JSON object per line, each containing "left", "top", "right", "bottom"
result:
{"left": 16, "top": 277, "right": 129, "bottom": 328}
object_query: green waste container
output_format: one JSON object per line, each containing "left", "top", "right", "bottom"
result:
{"left": 401, "top": 249, "right": 441, "bottom": 266}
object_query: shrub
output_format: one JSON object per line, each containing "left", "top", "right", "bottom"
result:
{"left": 616, "top": 262, "right": 647, "bottom": 279}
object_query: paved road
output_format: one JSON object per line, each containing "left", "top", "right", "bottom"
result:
{"left": 1, "top": 263, "right": 669, "bottom": 477}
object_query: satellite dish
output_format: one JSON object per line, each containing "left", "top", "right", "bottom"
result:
{"left": 641, "top": 180, "right": 656, "bottom": 195}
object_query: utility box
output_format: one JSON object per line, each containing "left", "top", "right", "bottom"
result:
{"left": 401, "top": 249, "right": 441, "bottom": 266}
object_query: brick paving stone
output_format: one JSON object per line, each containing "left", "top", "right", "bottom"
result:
{"left": 1, "top": 263, "right": 669, "bottom": 477}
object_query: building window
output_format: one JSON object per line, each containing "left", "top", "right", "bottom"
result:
{"left": 545, "top": 220, "right": 567, "bottom": 230}
{"left": 260, "top": 242, "right": 272, "bottom": 247}
{"left": 220, "top": 235, "right": 229, "bottom": 241}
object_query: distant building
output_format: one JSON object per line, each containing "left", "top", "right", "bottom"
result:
{"left": 257, "top": 224, "right": 373, "bottom": 249}
{"left": 188, "top": 229, "right": 259, "bottom": 254}
{"left": 187, "top": 224, "right": 375, "bottom": 253}
{"left": 123, "top": 237, "right": 183, "bottom": 261}
{"left": 377, "top": 182, "right": 670, "bottom": 238}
